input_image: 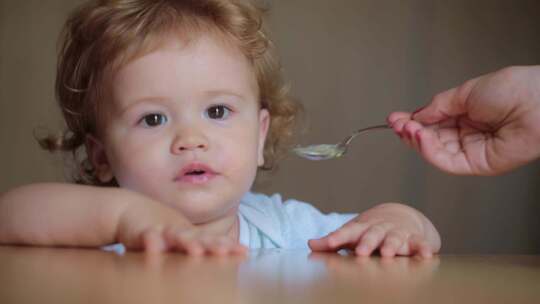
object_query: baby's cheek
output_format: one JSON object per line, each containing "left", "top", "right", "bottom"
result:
{"left": 226, "top": 153, "right": 259, "bottom": 187}
{"left": 112, "top": 151, "right": 168, "bottom": 191}
{"left": 114, "top": 165, "right": 159, "bottom": 194}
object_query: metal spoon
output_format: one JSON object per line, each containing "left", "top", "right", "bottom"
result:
{"left": 293, "top": 124, "right": 390, "bottom": 160}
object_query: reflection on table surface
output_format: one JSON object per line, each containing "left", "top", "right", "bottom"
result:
{"left": 1, "top": 246, "right": 539, "bottom": 304}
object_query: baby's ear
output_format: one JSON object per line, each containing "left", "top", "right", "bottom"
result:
{"left": 85, "top": 135, "right": 114, "bottom": 183}
{"left": 257, "top": 109, "right": 270, "bottom": 166}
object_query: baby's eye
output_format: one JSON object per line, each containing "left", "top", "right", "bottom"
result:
{"left": 205, "top": 105, "right": 231, "bottom": 120}
{"left": 139, "top": 113, "right": 168, "bottom": 127}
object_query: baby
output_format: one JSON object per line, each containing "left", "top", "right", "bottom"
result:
{"left": 0, "top": 0, "right": 440, "bottom": 257}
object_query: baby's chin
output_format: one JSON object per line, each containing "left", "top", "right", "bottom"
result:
{"left": 162, "top": 191, "right": 242, "bottom": 224}
{"left": 175, "top": 205, "right": 240, "bottom": 226}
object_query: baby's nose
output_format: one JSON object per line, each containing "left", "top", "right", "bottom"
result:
{"left": 171, "top": 130, "right": 209, "bottom": 153}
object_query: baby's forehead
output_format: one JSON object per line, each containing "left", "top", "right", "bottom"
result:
{"left": 116, "top": 24, "right": 247, "bottom": 69}
{"left": 115, "top": 29, "right": 255, "bottom": 79}
{"left": 106, "top": 32, "right": 259, "bottom": 110}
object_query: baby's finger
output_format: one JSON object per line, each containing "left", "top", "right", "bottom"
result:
{"left": 380, "top": 230, "right": 406, "bottom": 258}
{"left": 199, "top": 236, "right": 248, "bottom": 256}
{"left": 164, "top": 228, "right": 204, "bottom": 256}
{"left": 231, "top": 244, "right": 249, "bottom": 255}
{"left": 307, "top": 238, "right": 332, "bottom": 251}
{"left": 141, "top": 228, "right": 166, "bottom": 254}
{"left": 223, "top": 239, "right": 249, "bottom": 255}
{"left": 208, "top": 237, "right": 245, "bottom": 256}
{"left": 200, "top": 237, "right": 230, "bottom": 256}
{"left": 408, "top": 235, "right": 434, "bottom": 258}
{"left": 310, "top": 221, "right": 371, "bottom": 251}
{"left": 355, "top": 224, "right": 391, "bottom": 256}
{"left": 309, "top": 226, "right": 359, "bottom": 252}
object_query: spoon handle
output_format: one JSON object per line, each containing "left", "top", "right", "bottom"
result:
{"left": 353, "top": 124, "right": 390, "bottom": 135}
{"left": 342, "top": 124, "right": 390, "bottom": 146}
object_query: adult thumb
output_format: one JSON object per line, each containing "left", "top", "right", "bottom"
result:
{"left": 412, "top": 77, "right": 482, "bottom": 124}
{"left": 413, "top": 77, "right": 480, "bottom": 124}
{"left": 412, "top": 87, "right": 467, "bottom": 124}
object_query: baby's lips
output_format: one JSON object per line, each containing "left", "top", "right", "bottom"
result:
{"left": 175, "top": 162, "right": 217, "bottom": 180}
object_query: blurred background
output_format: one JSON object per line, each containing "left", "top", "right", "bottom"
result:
{"left": 1, "top": 0, "right": 539, "bottom": 253}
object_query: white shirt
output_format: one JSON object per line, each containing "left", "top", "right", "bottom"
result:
{"left": 238, "top": 192, "right": 357, "bottom": 249}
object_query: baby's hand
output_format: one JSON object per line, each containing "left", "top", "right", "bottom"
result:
{"left": 122, "top": 226, "right": 248, "bottom": 256}
{"left": 308, "top": 203, "right": 440, "bottom": 258}
{"left": 115, "top": 195, "right": 247, "bottom": 256}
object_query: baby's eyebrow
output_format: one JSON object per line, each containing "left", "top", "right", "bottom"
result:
{"left": 118, "top": 97, "right": 169, "bottom": 115}
{"left": 203, "top": 89, "right": 250, "bottom": 102}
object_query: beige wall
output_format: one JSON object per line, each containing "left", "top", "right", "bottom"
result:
{"left": 1, "top": 0, "right": 539, "bottom": 253}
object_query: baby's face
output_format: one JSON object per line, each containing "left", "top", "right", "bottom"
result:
{"left": 93, "top": 34, "right": 269, "bottom": 224}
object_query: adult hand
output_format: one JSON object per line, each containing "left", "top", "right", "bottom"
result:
{"left": 388, "top": 66, "right": 540, "bottom": 175}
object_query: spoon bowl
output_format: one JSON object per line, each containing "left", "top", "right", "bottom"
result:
{"left": 293, "top": 124, "right": 390, "bottom": 161}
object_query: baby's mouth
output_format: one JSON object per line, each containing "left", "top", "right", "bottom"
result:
{"left": 186, "top": 170, "right": 206, "bottom": 176}
{"left": 174, "top": 163, "right": 217, "bottom": 184}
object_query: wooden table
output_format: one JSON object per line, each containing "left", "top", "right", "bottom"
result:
{"left": 1, "top": 246, "right": 539, "bottom": 304}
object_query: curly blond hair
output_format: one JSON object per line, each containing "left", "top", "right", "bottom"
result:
{"left": 39, "top": 0, "right": 302, "bottom": 186}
